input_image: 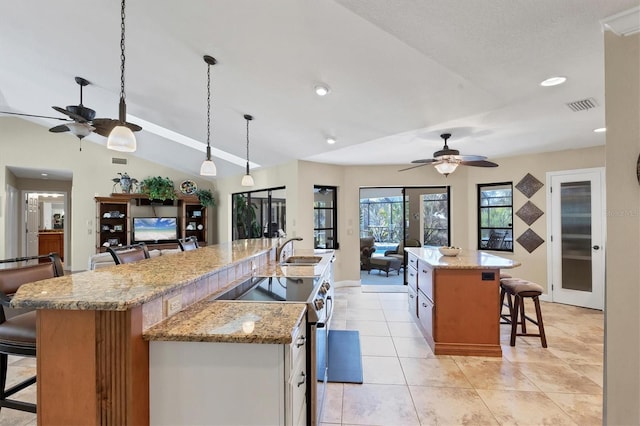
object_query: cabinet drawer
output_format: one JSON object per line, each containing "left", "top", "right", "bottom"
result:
{"left": 407, "top": 286, "right": 418, "bottom": 320}
{"left": 289, "top": 322, "right": 307, "bottom": 372}
{"left": 417, "top": 260, "right": 433, "bottom": 301}
{"left": 407, "top": 266, "right": 418, "bottom": 293}
{"left": 417, "top": 289, "right": 434, "bottom": 338}
{"left": 287, "top": 355, "right": 307, "bottom": 426}
{"left": 407, "top": 253, "right": 418, "bottom": 272}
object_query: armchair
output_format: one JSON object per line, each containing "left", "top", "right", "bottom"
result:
{"left": 360, "top": 236, "right": 376, "bottom": 270}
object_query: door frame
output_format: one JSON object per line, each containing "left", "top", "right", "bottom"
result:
{"left": 20, "top": 190, "right": 69, "bottom": 262}
{"left": 545, "top": 167, "right": 606, "bottom": 310}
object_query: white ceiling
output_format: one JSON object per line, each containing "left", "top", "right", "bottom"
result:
{"left": 0, "top": 0, "right": 637, "bottom": 179}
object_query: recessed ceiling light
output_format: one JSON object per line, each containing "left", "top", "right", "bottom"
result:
{"left": 326, "top": 137, "right": 336, "bottom": 145}
{"left": 593, "top": 127, "right": 607, "bottom": 133}
{"left": 540, "top": 76, "right": 567, "bottom": 87}
{"left": 315, "top": 84, "right": 330, "bottom": 96}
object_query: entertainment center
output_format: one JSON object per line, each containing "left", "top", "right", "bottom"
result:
{"left": 95, "top": 194, "right": 208, "bottom": 252}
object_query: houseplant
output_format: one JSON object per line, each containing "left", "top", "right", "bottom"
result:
{"left": 194, "top": 189, "right": 216, "bottom": 207}
{"left": 139, "top": 176, "right": 177, "bottom": 201}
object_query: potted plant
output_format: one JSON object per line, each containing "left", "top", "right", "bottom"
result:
{"left": 139, "top": 176, "right": 177, "bottom": 202}
{"left": 194, "top": 189, "right": 216, "bottom": 207}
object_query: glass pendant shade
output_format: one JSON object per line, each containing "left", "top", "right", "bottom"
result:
{"left": 66, "top": 122, "right": 94, "bottom": 138}
{"left": 200, "top": 159, "right": 217, "bottom": 176}
{"left": 434, "top": 161, "right": 459, "bottom": 176}
{"left": 107, "top": 125, "right": 137, "bottom": 152}
{"left": 241, "top": 171, "right": 254, "bottom": 187}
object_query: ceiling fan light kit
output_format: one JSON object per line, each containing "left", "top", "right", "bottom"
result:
{"left": 200, "top": 55, "right": 218, "bottom": 177}
{"left": 107, "top": 0, "right": 138, "bottom": 153}
{"left": 241, "top": 114, "right": 255, "bottom": 187}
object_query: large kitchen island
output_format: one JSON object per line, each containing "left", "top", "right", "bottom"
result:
{"left": 10, "top": 239, "right": 331, "bottom": 426}
{"left": 405, "top": 247, "right": 521, "bottom": 357}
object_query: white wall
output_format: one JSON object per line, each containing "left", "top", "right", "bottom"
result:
{"left": 0, "top": 117, "right": 217, "bottom": 271}
{"left": 603, "top": 30, "right": 640, "bottom": 424}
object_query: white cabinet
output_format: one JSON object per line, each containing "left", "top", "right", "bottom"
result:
{"left": 150, "top": 317, "right": 307, "bottom": 426}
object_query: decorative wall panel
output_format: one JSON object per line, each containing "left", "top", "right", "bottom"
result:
{"left": 515, "top": 173, "right": 544, "bottom": 198}
{"left": 516, "top": 229, "right": 545, "bottom": 253}
{"left": 516, "top": 201, "right": 544, "bottom": 226}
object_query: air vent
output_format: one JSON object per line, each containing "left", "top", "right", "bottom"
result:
{"left": 566, "top": 98, "right": 598, "bottom": 112}
{"left": 112, "top": 157, "right": 127, "bottom": 165}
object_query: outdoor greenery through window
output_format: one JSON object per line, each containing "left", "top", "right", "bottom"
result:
{"left": 422, "top": 192, "right": 449, "bottom": 246}
{"left": 478, "top": 182, "right": 513, "bottom": 252}
{"left": 314, "top": 186, "right": 338, "bottom": 249}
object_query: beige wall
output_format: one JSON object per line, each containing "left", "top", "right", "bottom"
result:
{"left": 603, "top": 30, "right": 640, "bottom": 424}
{"left": 0, "top": 117, "right": 217, "bottom": 271}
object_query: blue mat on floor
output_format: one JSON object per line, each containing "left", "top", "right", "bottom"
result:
{"left": 317, "top": 330, "right": 363, "bottom": 384}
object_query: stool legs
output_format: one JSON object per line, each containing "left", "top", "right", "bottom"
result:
{"left": 508, "top": 293, "right": 547, "bottom": 348}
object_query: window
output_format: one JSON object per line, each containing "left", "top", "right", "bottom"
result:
{"left": 314, "top": 186, "right": 338, "bottom": 249}
{"left": 423, "top": 190, "right": 449, "bottom": 246}
{"left": 232, "top": 186, "right": 286, "bottom": 240}
{"left": 478, "top": 182, "right": 513, "bottom": 252}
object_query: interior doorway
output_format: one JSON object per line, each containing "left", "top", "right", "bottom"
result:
{"left": 547, "top": 168, "right": 605, "bottom": 310}
{"left": 22, "top": 191, "right": 68, "bottom": 262}
{"left": 359, "top": 186, "right": 450, "bottom": 286}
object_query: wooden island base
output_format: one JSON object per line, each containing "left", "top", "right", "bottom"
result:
{"left": 406, "top": 248, "right": 521, "bottom": 358}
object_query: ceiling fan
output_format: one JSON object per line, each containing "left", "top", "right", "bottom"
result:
{"left": 400, "top": 133, "right": 498, "bottom": 176}
{"left": 0, "top": 76, "right": 141, "bottom": 150}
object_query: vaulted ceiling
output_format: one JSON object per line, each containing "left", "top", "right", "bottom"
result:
{"left": 1, "top": 1, "right": 636, "bottom": 179}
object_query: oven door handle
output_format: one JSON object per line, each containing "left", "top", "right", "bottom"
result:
{"left": 315, "top": 295, "right": 333, "bottom": 328}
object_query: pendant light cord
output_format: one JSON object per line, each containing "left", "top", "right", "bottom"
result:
{"left": 207, "top": 62, "right": 211, "bottom": 151}
{"left": 245, "top": 117, "right": 250, "bottom": 163}
{"left": 120, "top": 0, "right": 126, "bottom": 102}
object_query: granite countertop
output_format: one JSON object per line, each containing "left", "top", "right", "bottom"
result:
{"left": 143, "top": 300, "right": 307, "bottom": 344}
{"left": 11, "top": 239, "right": 277, "bottom": 311}
{"left": 405, "top": 247, "right": 521, "bottom": 269}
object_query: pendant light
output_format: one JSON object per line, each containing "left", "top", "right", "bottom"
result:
{"left": 200, "top": 55, "right": 217, "bottom": 176}
{"left": 107, "top": 0, "right": 138, "bottom": 152}
{"left": 241, "top": 114, "right": 255, "bottom": 187}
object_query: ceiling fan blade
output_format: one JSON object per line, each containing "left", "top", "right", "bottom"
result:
{"left": 92, "top": 118, "right": 142, "bottom": 137}
{"left": 411, "top": 158, "right": 437, "bottom": 164}
{"left": 453, "top": 154, "right": 487, "bottom": 162}
{"left": 0, "top": 110, "right": 71, "bottom": 121}
{"left": 52, "top": 106, "right": 88, "bottom": 123}
{"left": 49, "top": 124, "right": 70, "bottom": 133}
{"left": 399, "top": 163, "right": 429, "bottom": 172}
{"left": 460, "top": 160, "right": 499, "bottom": 167}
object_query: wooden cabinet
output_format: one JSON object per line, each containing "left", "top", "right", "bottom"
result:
{"left": 38, "top": 231, "right": 64, "bottom": 260}
{"left": 95, "top": 194, "right": 208, "bottom": 252}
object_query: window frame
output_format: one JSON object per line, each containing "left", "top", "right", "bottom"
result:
{"left": 477, "top": 182, "right": 514, "bottom": 252}
{"left": 314, "top": 185, "right": 339, "bottom": 249}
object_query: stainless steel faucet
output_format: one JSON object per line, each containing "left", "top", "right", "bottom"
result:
{"left": 276, "top": 237, "right": 303, "bottom": 262}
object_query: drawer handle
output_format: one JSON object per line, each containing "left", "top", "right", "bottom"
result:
{"left": 297, "top": 371, "right": 306, "bottom": 387}
{"left": 422, "top": 269, "right": 429, "bottom": 274}
{"left": 409, "top": 294, "right": 414, "bottom": 299}
{"left": 422, "top": 303, "right": 427, "bottom": 308}
{"left": 409, "top": 273, "right": 415, "bottom": 278}
{"left": 296, "top": 336, "right": 306, "bottom": 348}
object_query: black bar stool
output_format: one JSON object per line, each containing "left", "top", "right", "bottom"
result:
{"left": 499, "top": 278, "right": 548, "bottom": 347}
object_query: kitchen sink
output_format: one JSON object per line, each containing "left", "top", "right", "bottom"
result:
{"left": 281, "top": 255, "right": 322, "bottom": 265}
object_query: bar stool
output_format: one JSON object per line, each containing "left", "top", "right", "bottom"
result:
{"left": 499, "top": 278, "right": 547, "bottom": 347}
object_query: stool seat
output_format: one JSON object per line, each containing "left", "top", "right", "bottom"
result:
{"left": 499, "top": 278, "right": 547, "bottom": 348}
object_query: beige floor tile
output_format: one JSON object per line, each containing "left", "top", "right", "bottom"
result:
{"left": 392, "top": 336, "right": 435, "bottom": 359}
{"left": 331, "top": 319, "right": 348, "bottom": 330}
{"left": 477, "top": 389, "right": 577, "bottom": 425}
{"left": 501, "top": 345, "right": 564, "bottom": 364}
{"left": 400, "top": 357, "right": 473, "bottom": 388}
{"left": 544, "top": 392, "right": 602, "bottom": 426}
{"left": 345, "top": 320, "right": 390, "bottom": 337}
{"left": 0, "top": 409, "right": 36, "bottom": 426}
{"left": 377, "top": 292, "right": 408, "bottom": 302}
{"left": 321, "top": 383, "right": 343, "bottom": 424}
{"left": 382, "top": 308, "right": 414, "bottom": 322}
{"left": 569, "top": 363, "right": 603, "bottom": 387}
{"left": 409, "top": 386, "right": 499, "bottom": 425}
{"left": 547, "top": 342, "right": 603, "bottom": 365}
{"left": 453, "top": 357, "right": 541, "bottom": 391}
{"left": 379, "top": 300, "right": 407, "bottom": 311}
{"left": 346, "top": 298, "right": 382, "bottom": 310}
{"left": 345, "top": 308, "right": 386, "bottom": 322}
{"left": 359, "top": 335, "right": 397, "bottom": 357}
{"left": 387, "top": 321, "right": 423, "bottom": 338}
{"left": 516, "top": 362, "right": 602, "bottom": 394}
{"left": 342, "top": 383, "right": 420, "bottom": 426}
{"left": 362, "top": 356, "right": 406, "bottom": 385}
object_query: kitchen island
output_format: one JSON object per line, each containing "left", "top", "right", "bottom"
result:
{"left": 10, "top": 239, "right": 326, "bottom": 426}
{"left": 405, "top": 247, "right": 521, "bottom": 357}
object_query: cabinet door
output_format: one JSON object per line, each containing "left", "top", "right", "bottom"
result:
{"left": 417, "top": 260, "right": 433, "bottom": 302}
{"left": 408, "top": 286, "right": 418, "bottom": 320}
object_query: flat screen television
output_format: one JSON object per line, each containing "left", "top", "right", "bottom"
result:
{"left": 132, "top": 217, "right": 178, "bottom": 243}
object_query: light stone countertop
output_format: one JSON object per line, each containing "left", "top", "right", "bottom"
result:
{"left": 11, "top": 239, "right": 278, "bottom": 311}
{"left": 405, "top": 247, "right": 521, "bottom": 269}
{"left": 143, "top": 300, "right": 307, "bottom": 344}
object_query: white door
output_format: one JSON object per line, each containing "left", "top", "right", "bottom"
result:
{"left": 25, "top": 193, "right": 39, "bottom": 257}
{"left": 547, "top": 168, "right": 605, "bottom": 310}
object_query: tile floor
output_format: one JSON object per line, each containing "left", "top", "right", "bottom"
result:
{"left": 0, "top": 285, "right": 603, "bottom": 426}
{"left": 321, "top": 285, "right": 604, "bottom": 426}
